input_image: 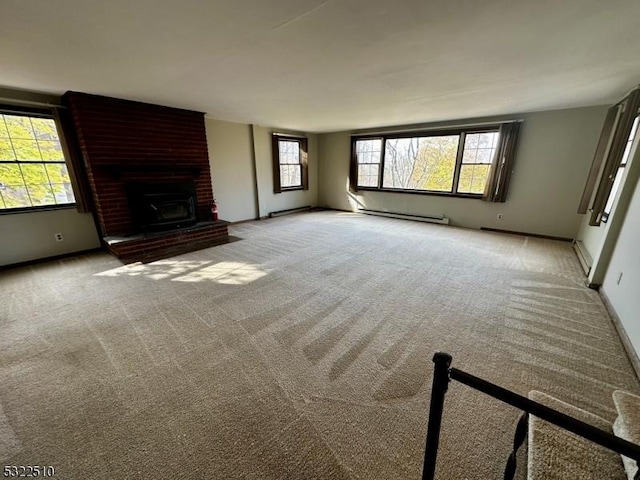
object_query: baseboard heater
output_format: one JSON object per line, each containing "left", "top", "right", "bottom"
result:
{"left": 356, "top": 208, "right": 450, "bottom": 225}
{"left": 268, "top": 205, "right": 312, "bottom": 218}
{"left": 572, "top": 239, "right": 593, "bottom": 276}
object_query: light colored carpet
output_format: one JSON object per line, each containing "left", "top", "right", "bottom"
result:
{"left": 527, "top": 390, "right": 624, "bottom": 479}
{"left": 0, "top": 211, "right": 638, "bottom": 479}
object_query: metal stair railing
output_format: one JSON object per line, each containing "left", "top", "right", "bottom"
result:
{"left": 422, "top": 352, "right": 640, "bottom": 480}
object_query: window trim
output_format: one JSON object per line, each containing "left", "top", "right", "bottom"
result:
{"left": 272, "top": 134, "right": 309, "bottom": 193}
{"left": 588, "top": 88, "right": 640, "bottom": 226}
{"left": 601, "top": 113, "right": 639, "bottom": 223}
{"left": 0, "top": 108, "right": 78, "bottom": 213}
{"left": 351, "top": 125, "right": 501, "bottom": 198}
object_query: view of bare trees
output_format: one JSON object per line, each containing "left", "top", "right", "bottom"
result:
{"left": 278, "top": 140, "right": 302, "bottom": 188}
{"left": 355, "top": 131, "right": 499, "bottom": 195}
{"left": 383, "top": 136, "right": 457, "bottom": 191}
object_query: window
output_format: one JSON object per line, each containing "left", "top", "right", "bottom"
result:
{"left": 272, "top": 135, "right": 308, "bottom": 193}
{"left": 352, "top": 128, "right": 501, "bottom": 197}
{"left": 355, "top": 138, "right": 382, "bottom": 187}
{"left": 587, "top": 87, "right": 640, "bottom": 226}
{"left": 0, "top": 112, "right": 75, "bottom": 211}
{"left": 602, "top": 114, "right": 639, "bottom": 222}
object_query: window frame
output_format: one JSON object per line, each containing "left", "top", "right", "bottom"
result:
{"left": 601, "top": 113, "right": 639, "bottom": 223}
{"left": 588, "top": 88, "right": 640, "bottom": 226}
{"left": 351, "top": 125, "right": 501, "bottom": 198}
{"left": 272, "top": 134, "right": 309, "bottom": 193}
{"left": 0, "top": 107, "right": 77, "bottom": 214}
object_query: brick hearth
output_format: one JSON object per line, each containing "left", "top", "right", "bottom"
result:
{"left": 65, "top": 92, "right": 228, "bottom": 262}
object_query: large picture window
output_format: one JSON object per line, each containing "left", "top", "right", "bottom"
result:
{"left": 351, "top": 126, "right": 511, "bottom": 199}
{"left": 0, "top": 112, "right": 75, "bottom": 211}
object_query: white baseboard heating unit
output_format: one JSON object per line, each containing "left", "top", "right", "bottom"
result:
{"left": 572, "top": 239, "right": 592, "bottom": 276}
{"left": 356, "top": 208, "right": 450, "bottom": 225}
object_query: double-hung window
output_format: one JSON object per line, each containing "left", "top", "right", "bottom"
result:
{"left": 352, "top": 127, "right": 505, "bottom": 197}
{"left": 272, "top": 134, "right": 309, "bottom": 193}
{"left": 0, "top": 111, "right": 75, "bottom": 211}
{"left": 602, "top": 114, "right": 639, "bottom": 222}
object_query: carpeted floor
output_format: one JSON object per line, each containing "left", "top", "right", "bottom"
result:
{"left": 0, "top": 211, "right": 637, "bottom": 479}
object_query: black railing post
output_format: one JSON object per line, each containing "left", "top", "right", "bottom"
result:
{"left": 422, "top": 352, "right": 452, "bottom": 480}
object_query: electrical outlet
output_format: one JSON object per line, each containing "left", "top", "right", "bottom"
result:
{"left": 497, "top": 213, "right": 503, "bottom": 221}
{"left": 617, "top": 272, "right": 623, "bottom": 285}
{"left": 54, "top": 232, "right": 64, "bottom": 242}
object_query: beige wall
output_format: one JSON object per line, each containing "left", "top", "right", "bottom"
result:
{"left": 0, "top": 208, "right": 100, "bottom": 266}
{"left": 318, "top": 106, "right": 608, "bottom": 239}
{"left": 205, "top": 119, "right": 318, "bottom": 221}
{"left": 205, "top": 118, "right": 258, "bottom": 222}
{"left": 253, "top": 126, "right": 318, "bottom": 218}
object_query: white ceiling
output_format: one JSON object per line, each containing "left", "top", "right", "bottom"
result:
{"left": 1, "top": 0, "right": 639, "bottom": 132}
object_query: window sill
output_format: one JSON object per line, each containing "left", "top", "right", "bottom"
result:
{"left": 279, "top": 186, "right": 304, "bottom": 192}
{"left": 354, "top": 187, "right": 482, "bottom": 199}
{"left": 0, "top": 204, "right": 77, "bottom": 215}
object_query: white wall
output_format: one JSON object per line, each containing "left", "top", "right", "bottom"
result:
{"left": 253, "top": 125, "right": 318, "bottom": 218}
{"left": 602, "top": 174, "right": 640, "bottom": 354}
{"left": 576, "top": 111, "right": 640, "bottom": 286}
{"left": 0, "top": 208, "right": 100, "bottom": 266}
{"left": 318, "top": 106, "right": 608, "bottom": 239}
{"left": 205, "top": 118, "right": 258, "bottom": 222}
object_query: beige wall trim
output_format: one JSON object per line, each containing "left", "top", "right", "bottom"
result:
{"left": 600, "top": 287, "right": 640, "bottom": 381}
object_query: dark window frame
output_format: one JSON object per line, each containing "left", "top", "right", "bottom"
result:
{"left": 588, "top": 88, "right": 640, "bottom": 226}
{"left": 350, "top": 126, "right": 501, "bottom": 198}
{"left": 272, "top": 134, "right": 309, "bottom": 193}
{"left": 601, "top": 113, "right": 639, "bottom": 223}
{"left": 0, "top": 107, "right": 77, "bottom": 214}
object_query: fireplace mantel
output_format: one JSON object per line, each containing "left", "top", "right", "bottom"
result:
{"left": 98, "top": 163, "right": 203, "bottom": 178}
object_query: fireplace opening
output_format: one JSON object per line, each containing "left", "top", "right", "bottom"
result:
{"left": 126, "top": 181, "right": 197, "bottom": 232}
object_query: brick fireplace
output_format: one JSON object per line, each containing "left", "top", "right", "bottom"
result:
{"left": 65, "top": 92, "right": 228, "bottom": 263}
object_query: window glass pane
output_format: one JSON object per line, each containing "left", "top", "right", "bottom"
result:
{"left": 278, "top": 140, "right": 299, "bottom": 165}
{"left": 620, "top": 116, "right": 639, "bottom": 166}
{"left": 1, "top": 185, "right": 31, "bottom": 208}
{"left": 51, "top": 183, "right": 76, "bottom": 204}
{"left": 357, "top": 164, "right": 379, "bottom": 187}
{"left": 603, "top": 166, "right": 625, "bottom": 220}
{"left": 0, "top": 117, "right": 9, "bottom": 138}
{"left": 280, "top": 164, "right": 301, "bottom": 188}
{"left": 355, "top": 139, "right": 382, "bottom": 164}
{"left": 38, "top": 140, "right": 64, "bottom": 161}
{"left": 45, "top": 163, "right": 72, "bottom": 184}
{"left": 463, "top": 133, "right": 499, "bottom": 164}
{"left": 3, "top": 115, "right": 36, "bottom": 139}
{"left": 458, "top": 164, "right": 491, "bottom": 194}
{"left": 382, "top": 136, "right": 457, "bottom": 191}
{"left": 12, "top": 139, "right": 42, "bottom": 161}
{"left": 26, "top": 184, "right": 55, "bottom": 206}
{"left": 0, "top": 139, "right": 17, "bottom": 160}
{"left": 30, "top": 117, "right": 60, "bottom": 141}
{"left": 19, "top": 163, "right": 49, "bottom": 184}
{"left": 0, "top": 164, "right": 24, "bottom": 185}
